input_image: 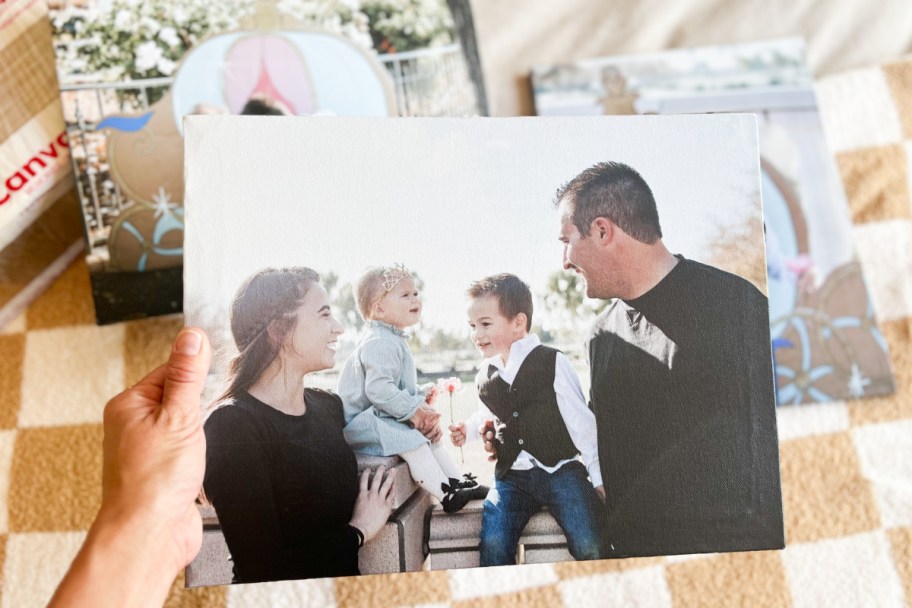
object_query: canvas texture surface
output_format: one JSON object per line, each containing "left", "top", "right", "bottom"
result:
{"left": 0, "top": 58, "right": 910, "bottom": 607}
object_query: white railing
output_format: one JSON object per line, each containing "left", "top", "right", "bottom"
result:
{"left": 59, "top": 44, "right": 479, "bottom": 250}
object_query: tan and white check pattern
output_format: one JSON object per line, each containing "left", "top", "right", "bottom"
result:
{"left": 0, "top": 58, "right": 911, "bottom": 607}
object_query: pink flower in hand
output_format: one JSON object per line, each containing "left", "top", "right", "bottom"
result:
{"left": 436, "top": 377, "right": 465, "bottom": 462}
{"left": 437, "top": 377, "right": 463, "bottom": 395}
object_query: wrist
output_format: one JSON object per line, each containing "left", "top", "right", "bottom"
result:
{"left": 51, "top": 506, "right": 179, "bottom": 608}
{"left": 95, "top": 501, "right": 186, "bottom": 576}
{"left": 400, "top": 400, "right": 423, "bottom": 423}
{"left": 348, "top": 516, "right": 373, "bottom": 542}
{"left": 347, "top": 524, "right": 365, "bottom": 548}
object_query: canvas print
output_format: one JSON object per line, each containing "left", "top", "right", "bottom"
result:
{"left": 182, "top": 115, "right": 784, "bottom": 586}
{"left": 531, "top": 38, "right": 895, "bottom": 405}
{"left": 47, "top": 0, "right": 485, "bottom": 323}
{"left": 0, "top": 0, "right": 84, "bottom": 329}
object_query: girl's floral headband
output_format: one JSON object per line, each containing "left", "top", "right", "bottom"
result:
{"left": 380, "top": 263, "right": 411, "bottom": 292}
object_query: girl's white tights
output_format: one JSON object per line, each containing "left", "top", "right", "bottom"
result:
{"left": 400, "top": 441, "right": 462, "bottom": 500}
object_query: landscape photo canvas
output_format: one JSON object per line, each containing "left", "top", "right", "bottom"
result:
{"left": 182, "top": 115, "right": 784, "bottom": 586}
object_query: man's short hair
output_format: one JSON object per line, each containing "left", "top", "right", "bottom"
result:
{"left": 555, "top": 161, "right": 662, "bottom": 243}
{"left": 467, "top": 273, "right": 533, "bottom": 331}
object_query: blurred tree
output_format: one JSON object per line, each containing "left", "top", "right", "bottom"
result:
{"left": 322, "top": 271, "right": 364, "bottom": 332}
{"left": 708, "top": 211, "right": 767, "bottom": 294}
{"left": 540, "top": 269, "right": 610, "bottom": 344}
{"left": 361, "top": 0, "right": 454, "bottom": 53}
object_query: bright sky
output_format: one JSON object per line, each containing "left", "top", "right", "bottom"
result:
{"left": 184, "top": 115, "right": 762, "bottom": 334}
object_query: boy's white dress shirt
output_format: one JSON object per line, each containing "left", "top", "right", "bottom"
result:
{"left": 465, "top": 334, "right": 602, "bottom": 488}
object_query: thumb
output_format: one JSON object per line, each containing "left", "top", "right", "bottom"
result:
{"left": 161, "top": 328, "right": 211, "bottom": 424}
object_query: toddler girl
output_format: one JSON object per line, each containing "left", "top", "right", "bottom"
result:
{"left": 338, "top": 265, "right": 488, "bottom": 513}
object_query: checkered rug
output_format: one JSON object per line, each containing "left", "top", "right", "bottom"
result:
{"left": 1, "top": 58, "right": 910, "bottom": 607}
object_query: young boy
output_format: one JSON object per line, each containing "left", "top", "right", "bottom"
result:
{"left": 449, "top": 273, "right": 604, "bottom": 566}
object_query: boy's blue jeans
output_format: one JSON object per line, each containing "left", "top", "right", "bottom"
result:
{"left": 479, "top": 460, "right": 603, "bottom": 566}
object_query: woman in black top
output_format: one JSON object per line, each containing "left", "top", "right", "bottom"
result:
{"left": 203, "top": 267, "right": 396, "bottom": 584}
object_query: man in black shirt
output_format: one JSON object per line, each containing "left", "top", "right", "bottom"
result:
{"left": 553, "top": 161, "right": 784, "bottom": 557}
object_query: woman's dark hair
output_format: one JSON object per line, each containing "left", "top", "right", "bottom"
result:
{"left": 216, "top": 267, "right": 320, "bottom": 405}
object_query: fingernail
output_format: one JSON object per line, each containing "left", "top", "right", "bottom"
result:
{"left": 174, "top": 329, "right": 202, "bottom": 355}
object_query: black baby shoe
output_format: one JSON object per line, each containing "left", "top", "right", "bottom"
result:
{"left": 440, "top": 476, "right": 490, "bottom": 514}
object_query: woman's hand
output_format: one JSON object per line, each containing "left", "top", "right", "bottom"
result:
{"left": 349, "top": 465, "right": 397, "bottom": 542}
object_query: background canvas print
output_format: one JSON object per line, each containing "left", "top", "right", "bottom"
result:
{"left": 531, "top": 38, "right": 895, "bottom": 406}
{"left": 46, "top": 0, "right": 485, "bottom": 323}
{"left": 182, "top": 115, "right": 783, "bottom": 586}
{"left": 0, "top": 0, "right": 84, "bottom": 330}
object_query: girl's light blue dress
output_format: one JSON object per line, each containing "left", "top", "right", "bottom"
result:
{"left": 338, "top": 321, "right": 429, "bottom": 456}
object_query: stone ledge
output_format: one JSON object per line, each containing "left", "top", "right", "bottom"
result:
{"left": 189, "top": 456, "right": 575, "bottom": 581}
{"left": 360, "top": 489, "right": 431, "bottom": 574}
{"left": 427, "top": 502, "right": 569, "bottom": 550}
{"left": 187, "top": 528, "right": 234, "bottom": 587}
{"left": 426, "top": 501, "right": 571, "bottom": 570}
{"left": 355, "top": 454, "right": 418, "bottom": 510}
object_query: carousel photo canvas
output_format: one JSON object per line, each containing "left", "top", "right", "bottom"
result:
{"left": 48, "top": 0, "right": 486, "bottom": 323}
{"left": 182, "top": 115, "right": 784, "bottom": 587}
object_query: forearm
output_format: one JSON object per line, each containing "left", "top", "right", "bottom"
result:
{"left": 49, "top": 506, "right": 179, "bottom": 608}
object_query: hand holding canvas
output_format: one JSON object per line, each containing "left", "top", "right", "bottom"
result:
{"left": 50, "top": 328, "right": 211, "bottom": 608}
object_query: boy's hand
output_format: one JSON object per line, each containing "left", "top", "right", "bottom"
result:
{"left": 448, "top": 422, "right": 467, "bottom": 447}
{"left": 595, "top": 485, "right": 606, "bottom": 503}
{"left": 480, "top": 419, "right": 497, "bottom": 462}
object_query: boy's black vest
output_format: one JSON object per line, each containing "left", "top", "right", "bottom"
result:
{"left": 478, "top": 345, "right": 579, "bottom": 479}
